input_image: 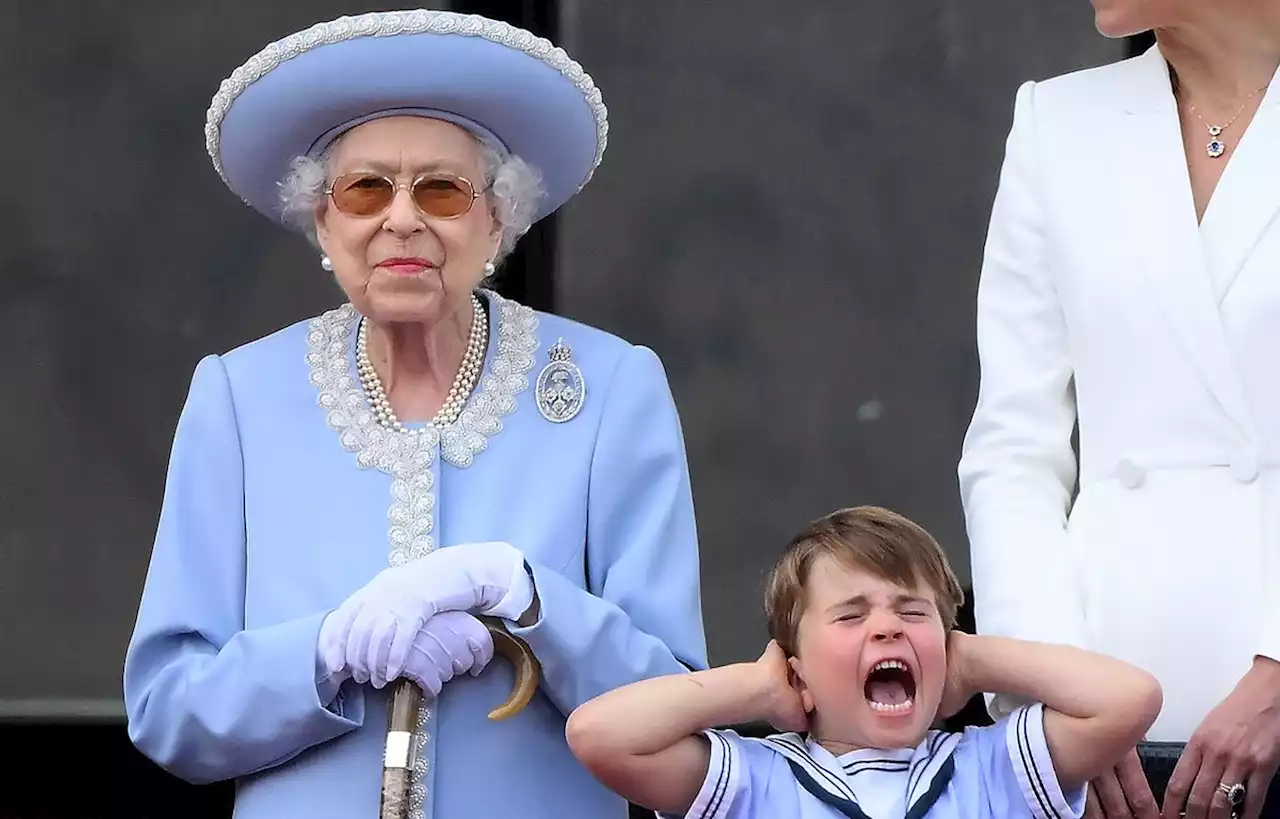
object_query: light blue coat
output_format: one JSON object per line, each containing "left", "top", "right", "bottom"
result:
{"left": 123, "top": 291, "right": 708, "bottom": 818}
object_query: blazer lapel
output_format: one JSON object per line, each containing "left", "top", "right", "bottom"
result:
{"left": 1107, "top": 46, "right": 1255, "bottom": 436}
{"left": 1198, "top": 65, "right": 1280, "bottom": 301}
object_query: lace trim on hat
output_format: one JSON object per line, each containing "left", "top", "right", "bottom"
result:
{"left": 205, "top": 9, "right": 607, "bottom": 203}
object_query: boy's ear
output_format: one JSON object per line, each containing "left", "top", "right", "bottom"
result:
{"left": 788, "top": 656, "right": 817, "bottom": 714}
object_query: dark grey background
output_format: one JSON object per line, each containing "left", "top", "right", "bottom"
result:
{"left": 0, "top": 1, "right": 1122, "bottom": 716}
{"left": 553, "top": 1, "right": 1120, "bottom": 668}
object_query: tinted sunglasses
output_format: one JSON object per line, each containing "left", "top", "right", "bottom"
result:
{"left": 325, "top": 172, "right": 490, "bottom": 220}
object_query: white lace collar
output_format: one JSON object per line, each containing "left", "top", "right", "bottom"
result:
{"left": 305, "top": 288, "right": 540, "bottom": 473}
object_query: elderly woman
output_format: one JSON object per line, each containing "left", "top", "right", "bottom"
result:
{"left": 959, "top": 1, "right": 1280, "bottom": 819}
{"left": 121, "top": 10, "right": 706, "bottom": 819}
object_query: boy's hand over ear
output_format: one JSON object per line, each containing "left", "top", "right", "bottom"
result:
{"left": 939, "top": 630, "right": 976, "bottom": 719}
{"left": 757, "top": 640, "right": 809, "bottom": 732}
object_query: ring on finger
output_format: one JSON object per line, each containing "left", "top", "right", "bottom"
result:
{"left": 1216, "top": 782, "right": 1246, "bottom": 818}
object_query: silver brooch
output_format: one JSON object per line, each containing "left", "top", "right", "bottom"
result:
{"left": 536, "top": 338, "right": 586, "bottom": 424}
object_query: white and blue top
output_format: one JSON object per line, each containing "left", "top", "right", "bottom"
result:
{"left": 668, "top": 703, "right": 1087, "bottom": 819}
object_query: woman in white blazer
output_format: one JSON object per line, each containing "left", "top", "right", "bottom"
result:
{"left": 959, "top": 2, "right": 1280, "bottom": 818}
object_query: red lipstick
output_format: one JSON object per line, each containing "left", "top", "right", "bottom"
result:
{"left": 376, "top": 257, "right": 436, "bottom": 274}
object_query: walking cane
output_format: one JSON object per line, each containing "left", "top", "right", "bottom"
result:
{"left": 379, "top": 616, "right": 541, "bottom": 819}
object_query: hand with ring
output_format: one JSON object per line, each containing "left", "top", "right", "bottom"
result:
{"left": 1160, "top": 657, "right": 1280, "bottom": 819}
{"left": 1215, "top": 782, "right": 1247, "bottom": 819}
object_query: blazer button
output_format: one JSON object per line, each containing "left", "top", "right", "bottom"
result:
{"left": 1231, "top": 451, "right": 1260, "bottom": 484}
{"left": 1116, "top": 458, "right": 1146, "bottom": 489}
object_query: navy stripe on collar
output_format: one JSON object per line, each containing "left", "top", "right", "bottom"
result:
{"left": 764, "top": 734, "right": 859, "bottom": 803}
{"left": 786, "top": 759, "right": 874, "bottom": 819}
{"left": 758, "top": 729, "right": 963, "bottom": 818}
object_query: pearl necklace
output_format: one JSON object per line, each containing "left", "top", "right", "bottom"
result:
{"left": 355, "top": 293, "right": 487, "bottom": 433}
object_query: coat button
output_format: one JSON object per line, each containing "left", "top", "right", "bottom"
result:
{"left": 1116, "top": 458, "right": 1146, "bottom": 489}
{"left": 1231, "top": 451, "right": 1259, "bottom": 484}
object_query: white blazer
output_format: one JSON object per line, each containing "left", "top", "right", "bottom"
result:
{"left": 959, "top": 45, "right": 1280, "bottom": 742}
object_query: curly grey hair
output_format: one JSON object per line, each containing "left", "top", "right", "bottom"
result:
{"left": 278, "top": 132, "right": 544, "bottom": 265}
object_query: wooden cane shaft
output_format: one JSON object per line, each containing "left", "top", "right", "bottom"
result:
{"left": 376, "top": 618, "right": 540, "bottom": 817}
{"left": 379, "top": 680, "right": 422, "bottom": 819}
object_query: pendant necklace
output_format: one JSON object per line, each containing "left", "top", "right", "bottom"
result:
{"left": 1175, "top": 72, "right": 1270, "bottom": 159}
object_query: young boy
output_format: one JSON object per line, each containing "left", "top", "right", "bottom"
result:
{"left": 566, "top": 506, "right": 1161, "bottom": 819}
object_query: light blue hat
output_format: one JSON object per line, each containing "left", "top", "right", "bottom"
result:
{"left": 204, "top": 9, "right": 608, "bottom": 227}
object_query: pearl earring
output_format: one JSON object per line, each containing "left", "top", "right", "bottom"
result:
{"left": 320, "top": 255, "right": 333, "bottom": 272}
{"left": 484, "top": 261, "right": 496, "bottom": 276}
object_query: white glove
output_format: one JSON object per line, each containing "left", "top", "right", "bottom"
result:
{"left": 400, "top": 611, "right": 495, "bottom": 696}
{"left": 318, "top": 541, "right": 532, "bottom": 687}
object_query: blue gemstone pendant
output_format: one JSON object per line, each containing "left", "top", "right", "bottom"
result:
{"left": 1206, "top": 125, "right": 1226, "bottom": 158}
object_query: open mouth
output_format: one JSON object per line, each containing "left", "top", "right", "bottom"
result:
{"left": 863, "top": 659, "right": 916, "bottom": 714}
